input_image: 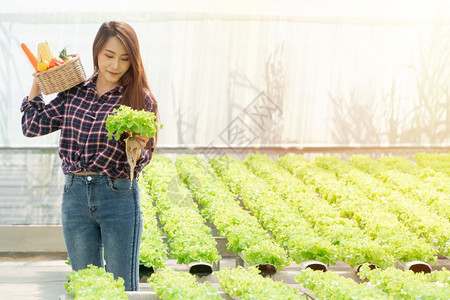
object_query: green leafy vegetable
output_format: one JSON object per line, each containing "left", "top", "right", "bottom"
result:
{"left": 138, "top": 177, "right": 168, "bottom": 270}
{"left": 358, "top": 263, "right": 450, "bottom": 298}
{"left": 414, "top": 152, "right": 450, "bottom": 176}
{"left": 210, "top": 155, "right": 338, "bottom": 266}
{"left": 105, "top": 105, "right": 160, "bottom": 141}
{"left": 140, "top": 156, "right": 221, "bottom": 265}
{"left": 296, "top": 268, "right": 387, "bottom": 299}
{"left": 65, "top": 264, "right": 128, "bottom": 299}
{"left": 278, "top": 153, "right": 438, "bottom": 263}
{"left": 216, "top": 266, "right": 305, "bottom": 299}
{"left": 105, "top": 105, "right": 162, "bottom": 180}
{"left": 175, "top": 154, "right": 290, "bottom": 270}
{"left": 245, "top": 153, "right": 395, "bottom": 268}
{"left": 431, "top": 267, "right": 450, "bottom": 285}
{"left": 149, "top": 268, "right": 221, "bottom": 299}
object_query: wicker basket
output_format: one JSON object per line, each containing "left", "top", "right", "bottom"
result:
{"left": 33, "top": 54, "right": 87, "bottom": 95}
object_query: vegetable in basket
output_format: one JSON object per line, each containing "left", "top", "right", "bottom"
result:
{"left": 37, "top": 42, "right": 68, "bottom": 71}
{"left": 38, "top": 41, "right": 53, "bottom": 62}
{"left": 21, "top": 41, "right": 73, "bottom": 73}
{"left": 20, "top": 43, "right": 39, "bottom": 72}
{"left": 59, "top": 46, "right": 71, "bottom": 61}
{"left": 22, "top": 41, "right": 87, "bottom": 95}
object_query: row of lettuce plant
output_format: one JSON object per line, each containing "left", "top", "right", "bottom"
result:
{"left": 209, "top": 155, "right": 339, "bottom": 266}
{"left": 346, "top": 154, "right": 449, "bottom": 221}
{"left": 138, "top": 171, "right": 168, "bottom": 270}
{"left": 341, "top": 155, "right": 449, "bottom": 256}
{"left": 295, "top": 268, "right": 387, "bottom": 299}
{"left": 358, "top": 263, "right": 450, "bottom": 298}
{"left": 376, "top": 155, "right": 450, "bottom": 195}
{"left": 413, "top": 152, "right": 450, "bottom": 176}
{"left": 141, "top": 155, "right": 221, "bottom": 265}
{"left": 244, "top": 153, "right": 395, "bottom": 269}
{"left": 277, "top": 154, "right": 437, "bottom": 264}
{"left": 215, "top": 266, "right": 305, "bottom": 299}
{"left": 375, "top": 155, "right": 449, "bottom": 207}
{"left": 149, "top": 268, "right": 221, "bottom": 299}
{"left": 65, "top": 264, "right": 128, "bottom": 299}
{"left": 175, "top": 154, "right": 290, "bottom": 270}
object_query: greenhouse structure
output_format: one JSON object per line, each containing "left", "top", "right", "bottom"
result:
{"left": 0, "top": 1, "right": 449, "bottom": 299}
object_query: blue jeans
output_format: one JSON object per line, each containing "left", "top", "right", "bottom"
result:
{"left": 61, "top": 174, "right": 142, "bottom": 291}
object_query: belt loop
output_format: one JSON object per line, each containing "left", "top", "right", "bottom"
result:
{"left": 106, "top": 176, "right": 113, "bottom": 187}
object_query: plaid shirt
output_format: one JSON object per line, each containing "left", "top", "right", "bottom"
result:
{"left": 21, "top": 74, "right": 157, "bottom": 179}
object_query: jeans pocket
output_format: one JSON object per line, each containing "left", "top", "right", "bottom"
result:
{"left": 108, "top": 177, "right": 135, "bottom": 193}
{"left": 63, "top": 175, "right": 73, "bottom": 195}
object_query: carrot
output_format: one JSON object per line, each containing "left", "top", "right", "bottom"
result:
{"left": 21, "top": 43, "right": 39, "bottom": 72}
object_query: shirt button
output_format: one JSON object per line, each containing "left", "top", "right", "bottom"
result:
{"left": 87, "top": 176, "right": 92, "bottom": 181}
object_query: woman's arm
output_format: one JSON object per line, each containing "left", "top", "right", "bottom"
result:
{"left": 21, "top": 82, "right": 65, "bottom": 137}
{"left": 28, "top": 78, "right": 41, "bottom": 101}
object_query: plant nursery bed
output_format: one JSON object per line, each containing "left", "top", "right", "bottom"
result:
{"left": 59, "top": 273, "right": 308, "bottom": 299}
{"left": 59, "top": 290, "right": 233, "bottom": 300}
{"left": 58, "top": 256, "right": 450, "bottom": 299}
{"left": 59, "top": 152, "right": 450, "bottom": 298}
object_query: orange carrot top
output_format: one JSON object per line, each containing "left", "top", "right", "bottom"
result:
{"left": 21, "top": 43, "right": 39, "bottom": 73}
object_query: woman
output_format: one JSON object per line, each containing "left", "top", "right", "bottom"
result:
{"left": 21, "top": 21, "right": 158, "bottom": 291}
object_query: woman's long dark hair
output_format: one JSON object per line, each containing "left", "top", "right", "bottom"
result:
{"left": 92, "top": 21, "right": 159, "bottom": 151}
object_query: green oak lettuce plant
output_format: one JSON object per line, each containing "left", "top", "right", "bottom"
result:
{"left": 138, "top": 174, "right": 168, "bottom": 270}
{"left": 141, "top": 156, "right": 221, "bottom": 265}
{"left": 105, "top": 105, "right": 160, "bottom": 141}
{"left": 65, "top": 264, "right": 128, "bottom": 299}
{"left": 216, "top": 266, "right": 305, "bottom": 299}
{"left": 377, "top": 155, "right": 450, "bottom": 195}
{"left": 175, "top": 154, "right": 290, "bottom": 270}
{"left": 210, "top": 155, "right": 339, "bottom": 265}
{"left": 278, "top": 154, "right": 437, "bottom": 264}
{"left": 431, "top": 267, "right": 450, "bottom": 285}
{"left": 295, "top": 268, "right": 387, "bottom": 299}
{"left": 358, "top": 263, "right": 450, "bottom": 298}
{"left": 105, "top": 105, "right": 162, "bottom": 180}
{"left": 149, "top": 268, "right": 221, "bottom": 299}
{"left": 341, "top": 154, "right": 449, "bottom": 221}
{"left": 245, "top": 153, "right": 396, "bottom": 268}
{"left": 413, "top": 152, "right": 450, "bottom": 176}
{"left": 343, "top": 155, "right": 449, "bottom": 256}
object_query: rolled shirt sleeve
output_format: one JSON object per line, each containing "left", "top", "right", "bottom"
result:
{"left": 21, "top": 93, "right": 64, "bottom": 137}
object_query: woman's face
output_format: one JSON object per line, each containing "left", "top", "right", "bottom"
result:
{"left": 97, "top": 36, "right": 131, "bottom": 88}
